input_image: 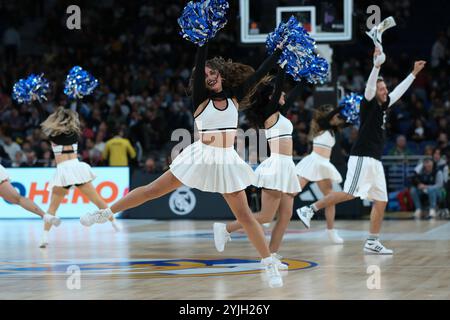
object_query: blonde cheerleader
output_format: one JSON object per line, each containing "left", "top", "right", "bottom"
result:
{"left": 39, "top": 107, "right": 118, "bottom": 248}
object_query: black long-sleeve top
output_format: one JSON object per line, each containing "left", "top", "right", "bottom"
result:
{"left": 191, "top": 44, "right": 283, "bottom": 109}
{"left": 257, "top": 67, "right": 303, "bottom": 124}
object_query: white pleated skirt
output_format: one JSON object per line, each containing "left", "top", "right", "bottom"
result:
{"left": 255, "top": 153, "right": 301, "bottom": 193}
{"left": 169, "top": 141, "right": 256, "bottom": 193}
{"left": 48, "top": 159, "right": 96, "bottom": 190}
{"left": 296, "top": 152, "right": 342, "bottom": 183}
{"left": 0, "top": 165, "right": 9, "bottom": 182}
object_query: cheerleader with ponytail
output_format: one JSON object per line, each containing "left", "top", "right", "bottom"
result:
{"left": 213, "top": 16, "right": 331, "bottom": 265}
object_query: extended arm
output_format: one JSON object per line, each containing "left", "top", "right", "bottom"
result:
{"left": 192, "top": 44, "right": 209, "bottom": 108}
{"left": 234, "top": 48, "right": 283, "bottom": 101}
{"left": 282, "top": 83, "right": 302, "bottom": 112}
{"left": 388, "top": 60, "right": 426, "bottom": 107}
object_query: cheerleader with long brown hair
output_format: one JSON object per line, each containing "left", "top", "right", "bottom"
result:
{"left": 213, "top": 67, "right": 302, "bottom": 268}
{"left": 80, "top": 37, "right": 287, "bottom": 287}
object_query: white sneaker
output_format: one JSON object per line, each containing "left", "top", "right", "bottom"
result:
{"left": 327, "top": 229, "right": 344, "bottom": 244}
{"left": 429, "top": 209, "right": 437, "bottom": 218}
{"left": 43, "top": 213, "right": 61, "bottom": 227}
{"left": 366, "top": 16, "right": 397, "bottom": 45}
{"left": 296, "top": 206, "right": 314, "bottom": 229}
{"left": 261, "top": 257, "right": 283, "bottom": 288}
{"left": 414, "top": 209, "right": 421, "bottom": 219}
{"left": 364, "top": 239, "right": 393, "bottom": 255}
{"left": 271, "top": 253, "right": 289, "bottom": 270}
{"left": 213, "top": 223, "right": 231, "bottom": 252}
{"left": 80, "top": 209, "right": 112, "bottom": 227}
{"left": 39, "top": 231, "right": 49, "bottom": 248}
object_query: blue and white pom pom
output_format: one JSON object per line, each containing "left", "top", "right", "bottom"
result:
{"left": 266, "top": 16, "right": 328, "bottom": 84}
{"left": 12, "top": 74, "right": 49, "bottom": 104}
{"left": 178, "top": 0, "right": 229, "bottom": 46}
{"left": 64, "top": 66, "right": 99, "bottom": 99}
{"left": 339, "top": 93, "right": 363, "bottom": 126}
{"left": 300, "top": 56, "right": 329, "bottom": 84}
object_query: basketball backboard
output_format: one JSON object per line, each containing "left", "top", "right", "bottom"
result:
{"left": 240, "top": 0, "right": 353, "bottom": 44}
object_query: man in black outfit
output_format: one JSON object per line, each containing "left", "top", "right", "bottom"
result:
{"left": 297, "top": 44, "right": 426, "bottom": 255}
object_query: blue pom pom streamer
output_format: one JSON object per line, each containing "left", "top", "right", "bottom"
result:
{"left": 266, "top": 16, "right": 329, "bottom": 84}
{"left": 339, "top": 93, "right": 363, "bottom": 126}
{"left": 64, "top": 66, "right": 99, "bottom": 99}
{"left": 178, "top": 0, "right": 229, "bottom": 46}
{"left": 12, "top": 74, "right": 49, "bottom": 104}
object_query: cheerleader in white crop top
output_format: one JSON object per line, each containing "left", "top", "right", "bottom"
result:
{"left": 214, "top": 67, "right": 302, "bottom": 267}
{"left": 40, "top": 107, "right": 118, "bottom": 248}
{"left": 81, "top": 38, "right": 287, "bottom": 288}
{"left": 295, "top": 105, "right": 347, "bottom": 243}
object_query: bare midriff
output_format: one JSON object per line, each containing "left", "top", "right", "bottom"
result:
{"left": 53, "top": 145, "right": 78, "bottom": 165}
{"left": 268, "top": 138, "right": 292, "bottom": 156}
{"left": 312, "top": 145, "right": 332, "bottom": 159}
{"left": 200, "top": 131, "right": 236, "bottom": 148}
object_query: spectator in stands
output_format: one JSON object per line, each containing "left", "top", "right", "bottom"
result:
{"left": 3, "top": 24, "right": 21, "bottom": 64}
{"left": 431, "top": 33, "right": 447, "bottom": 68}
{"left": 41, "top": 150, "right": 53, "bottom": 167}
{"left": 0, "top": 144, "right": 9, "bottom": 164}
{"left": 2, "top": 136, "right": 21, "bottom": 162}
{"left": 437, "top": 133, "right": 450, "bottom": 156}
{"left": 410, "top": 158, "right": 444, "bottom": 218}
{"left": 423, "top": 145, "right": 434, "bottom": 157}
{"left": 415, "top": 148, "right": 449, "bottom": 182}
{"left": 20, "top": 151, "right": 40, "bottom": 167}
{"left": 11, "top": 151, "right": 24, "bottom": 168}
{"left": 388, "top": 135, "right": 413, "bottom": 156}
{"left": 143, "top": 157, "right": 157, "bottom": 174}
{"left": 410, "top": 119, "right": 427, "bottom": 143}
{"left": 103, "top": 127, "right": 136, "bottom": 166}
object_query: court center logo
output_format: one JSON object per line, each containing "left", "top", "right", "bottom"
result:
{"left": 0, "top": 258, "right": 317, "bottom": 278}
{"left": 169, "top": 186, "right": 196, "bottom": 215}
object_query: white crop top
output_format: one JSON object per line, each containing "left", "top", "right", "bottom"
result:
{"left": 313, "top": 130, "right": 335, "bottom": 150}
{"left": 265, "top": 114, "right": 293, "bottom": 141}
{"left": 195, "top": 98, "right": 238, "bottom": 133}
{"left": 52, "top": 143, "right": 78, "bottom": 155}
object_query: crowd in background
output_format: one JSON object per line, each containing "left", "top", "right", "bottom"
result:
{"left": 0, "top": 1, "right": 449, "bottom": 205}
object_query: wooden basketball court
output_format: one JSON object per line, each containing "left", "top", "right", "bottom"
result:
{"left": 0, "top": 218, "right": 449, "bottom": 299}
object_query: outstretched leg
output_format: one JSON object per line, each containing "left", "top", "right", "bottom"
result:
{"left": 316, "top": 179, "right": 336, "bottom": 229}
{"left": 80, "top": 170, "right": 183, "bottom": 226}
{"left": 110, "top": 170, "right": 182, "bottom": 214}
{"left": 0, "top": 180, "right": 45, "bottom": 218}
{"left": 226, "top": 189, "right": 282, "bottom": 233}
